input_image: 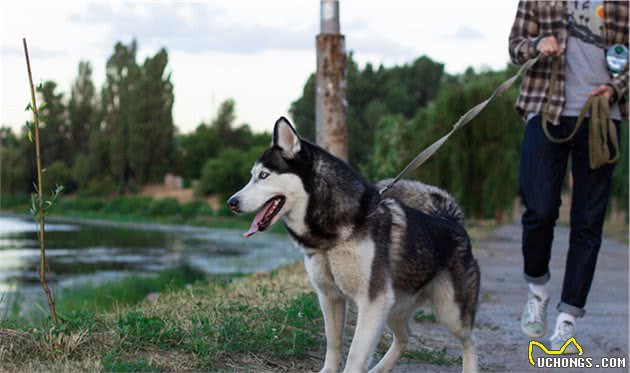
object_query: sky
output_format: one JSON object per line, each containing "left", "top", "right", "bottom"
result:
{"left": 1, "top": 1, "right": 518, "bottom": 134}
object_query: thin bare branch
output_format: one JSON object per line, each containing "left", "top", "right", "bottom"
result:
{"left": 22, "top": 37, "right": 58, "bottom": 325}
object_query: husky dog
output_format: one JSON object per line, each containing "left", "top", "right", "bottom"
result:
{"left": 228, "top": 117, "right": 480, "bottom": 373}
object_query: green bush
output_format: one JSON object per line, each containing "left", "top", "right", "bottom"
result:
{"left": 83, "top": 175, "right": 117, "bottom": 197}
{"left": 180, "top": 201, "right": 202, "bottom": 218}
{"left": 71, "top": 155, "right": 91, "bottom": 190}
{"left": 0, "top": 146, "right": 31, "bottom": 195}
{"left": 0, "top": 194, "right": 30, "bottom": 210}
{"left": 197, "top": 146, "right": 265, "bottom": 200}
{"left": 58, "top": 197, "right": 105, "bottom": 212}
{"left": 215, "top": 204, "right": 233, "bottom": 217}
{"left": 43, "top": 160, "right": 75, "bottom": 194}
{"left": 102, "top": 196, "right": 153, "bottom": 215}
{"left": 196, "top": 201, "right": 215, "bottom": 217}
{"left": 147, "top": 198, "right": 181, "bottom": 216}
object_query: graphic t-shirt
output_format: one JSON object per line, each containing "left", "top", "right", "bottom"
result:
{"left": 562, "top": 0, "right": 621, "bottom": 119}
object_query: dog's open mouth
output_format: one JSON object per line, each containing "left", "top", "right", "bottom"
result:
{"left": 243, "top": 196, "right": 286, "bottom": 237}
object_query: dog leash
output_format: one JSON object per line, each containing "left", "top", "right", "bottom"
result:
{"left": 378, "top": 55, "right": 542, "bottom": 196}
{"left": 541, "top": 59, "right": 619, "bottom": 169}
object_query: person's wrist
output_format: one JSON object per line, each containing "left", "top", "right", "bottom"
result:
{"left": 532, "top": 35, "right": 544, "bottom": 52}
{"left": 605, "top": 83, "right": 619, "bottom": 102}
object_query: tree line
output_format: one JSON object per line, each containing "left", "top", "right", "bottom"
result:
{"left": 1, "top": 40, "right": 267, "bottom": 201}
{"left": 290, "top": 57, "right": 628, "bottom": 219}
{"left": 1, "top": 42, "right": 627, "bottom": 219}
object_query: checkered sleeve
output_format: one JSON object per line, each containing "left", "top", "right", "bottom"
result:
{"left": 608, "top": 2, "right": 629, "bottom": 102}
{"left": 509, "top": 1, "right": 540, "bottom": 65}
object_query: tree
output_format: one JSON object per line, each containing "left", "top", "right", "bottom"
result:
{"left": 38, "top": 81, "right": 70, "bottom": 166}
{"left": 0, "top": 127, "right": 32, "bottom": 194}
{"left": 403, "top": 66, "right": 523, "bottom": 219}
{"left": 289, "top": 74, "right": 316, "bottom": 141}
{"left": 68, "top": 61, "right": 97, "bottom": 157}
{"left": 129, "top": 48, "right": 175, "bottom": 183}
{"left": 101, "top": 40, "right": 140, "bottom": 192}
{"left": 290, "top": 54, "right": 444, "bottom": 169}
{"left": 360, "top": 114, "right": 407, "bottom": 181}
{"left": 213, "top": 99, "right": 237, "bottom": 141}
{"left": 43, "top": 160, "right": 74, "bottom": 193}
{"left": 176, "top": 124, "right": 221, "bottom": 180}
{"left": 175, "top": 99, "right": 269, "bottom": 181}
{"left": 197, "top": 146, "right": 266, "bottom": 200}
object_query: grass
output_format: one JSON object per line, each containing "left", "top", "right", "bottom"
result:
{"left": 1, "top": 265, "right": 208, "bottom": 328}
{"left": 102, "top": 352, "right": 162, "bottom": 373}
{"left": 54, "top": 265, "right": 206, "bottom": 316}
{"left": 0, "top": 261, "right": 473, "bottom": 372}
{"left": 0, "top": 262, "right": 324, "bottom": 372}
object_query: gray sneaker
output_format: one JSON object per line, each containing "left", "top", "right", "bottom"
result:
{"left": 521, "top": 291, "right": 549, "bottom": 338}
{"left": 550, "top": 320, "right": 579, "bottom": 354}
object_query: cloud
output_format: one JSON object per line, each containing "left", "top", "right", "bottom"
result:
{"left": 451, "top": 25, "right": 485, "bottom": 41}
{"left": 348, "top": 35, "right": 414, "bottom": 60}
{"left": 66, "top": 3, "right": 413, "bottom": 58}
{"left": 67, "top": 3, "right": 316, "bottom": 54}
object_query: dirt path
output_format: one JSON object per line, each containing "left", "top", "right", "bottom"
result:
{"left": 393, "top": 223, "right": 629, "bottom": 373}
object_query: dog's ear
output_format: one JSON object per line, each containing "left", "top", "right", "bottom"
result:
{"left": 273, "top": 117, "right": 301, "bottom": 158}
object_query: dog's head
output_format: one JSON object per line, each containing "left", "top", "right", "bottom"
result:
{"left": 227, "top": 117, "right": 309, "bottom": 237}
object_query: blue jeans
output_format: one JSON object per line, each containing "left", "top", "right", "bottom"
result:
{"left": 519, "top": 114, "right": 618, "bottom": 317}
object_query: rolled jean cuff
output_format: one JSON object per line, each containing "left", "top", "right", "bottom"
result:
{"left": 524, "top": 272, "right": 550, "bottom": 285}
{"left": 557, "top": 302, "right": 586, "bottom": 318}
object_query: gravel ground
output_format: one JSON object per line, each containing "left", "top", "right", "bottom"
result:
{"left": 392, "top": 222, "right": 629, "bottom": 373}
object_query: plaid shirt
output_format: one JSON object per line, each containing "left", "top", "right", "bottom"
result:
{"left": 509, "top": 1, "right": 628, "bottom": 124}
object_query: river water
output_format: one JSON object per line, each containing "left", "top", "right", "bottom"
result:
{"left": 0, "top": 215, "right": 301, "bottom": 308}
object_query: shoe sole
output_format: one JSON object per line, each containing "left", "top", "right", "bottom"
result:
{"left": 521, "top": 323, "right": 545, "bottom": 339}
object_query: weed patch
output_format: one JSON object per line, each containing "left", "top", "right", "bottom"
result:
{"left": 117, "top": 312, "right": 183, "bottom": 348}
{"left": 402, "top": 346, "right": 462, "bottom": 366}
{"left": 102, "top": 351, "right": 162, "bottom": 372}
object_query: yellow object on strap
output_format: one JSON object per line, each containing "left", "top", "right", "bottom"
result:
{"left": 542, "top": 59, "right": 619, "bottom": 170}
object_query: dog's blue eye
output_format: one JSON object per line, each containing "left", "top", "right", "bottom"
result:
{"left": 259, "top": 171, "right": 269, "bottom": 179}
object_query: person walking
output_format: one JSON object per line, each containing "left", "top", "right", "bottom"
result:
{"left": 508, "top": 0, "right": 628, "bottom": 351}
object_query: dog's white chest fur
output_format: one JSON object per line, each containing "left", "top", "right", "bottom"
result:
{"left": 303, "top": 237, "right": 375, "bottom": 300}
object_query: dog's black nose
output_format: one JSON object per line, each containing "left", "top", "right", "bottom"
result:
{"left": 227, "top": 196, "right": 240, "bottom": 211}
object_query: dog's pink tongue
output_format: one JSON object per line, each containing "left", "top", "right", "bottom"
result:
{"left": 243, "top": 200, "right": 274, "bottom": 237}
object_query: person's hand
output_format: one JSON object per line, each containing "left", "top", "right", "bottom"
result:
{"left": 536, "top": 36, "right": 563, "bottom": 56}
{"left": 591, "top": 85, "right": 614, "bottom": 100}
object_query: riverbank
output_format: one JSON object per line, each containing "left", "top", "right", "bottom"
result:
{"left": 2, "top": 264, "right": 208, "bottom": 325}
{"left": 0, "top": 194, "right": 285, "bottom": 234}
{"left": 0, "top": 262, "right": 322, "bottom": 372}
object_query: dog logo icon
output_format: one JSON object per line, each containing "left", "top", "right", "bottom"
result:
{"left": 528, "top": 337, "right": 584, "bottom": 366}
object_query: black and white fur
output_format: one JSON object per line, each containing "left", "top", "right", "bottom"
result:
{"left": 228, "top": 117, "right": 480, "bottom": 373}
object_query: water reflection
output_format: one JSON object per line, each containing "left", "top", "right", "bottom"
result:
{"left": 0, "top": 215, "right": 301, "bottom": 306}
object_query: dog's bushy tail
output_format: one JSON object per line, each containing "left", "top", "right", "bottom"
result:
{"left": 376, "top": 179, "right": 465, "bottom": 226}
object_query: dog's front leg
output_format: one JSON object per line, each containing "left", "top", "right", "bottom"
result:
{"left": 343, "top": 295, "right": 393, "bottom": 373}
{"left": 318, "top": 290, "right": 347, "bottom": 373}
